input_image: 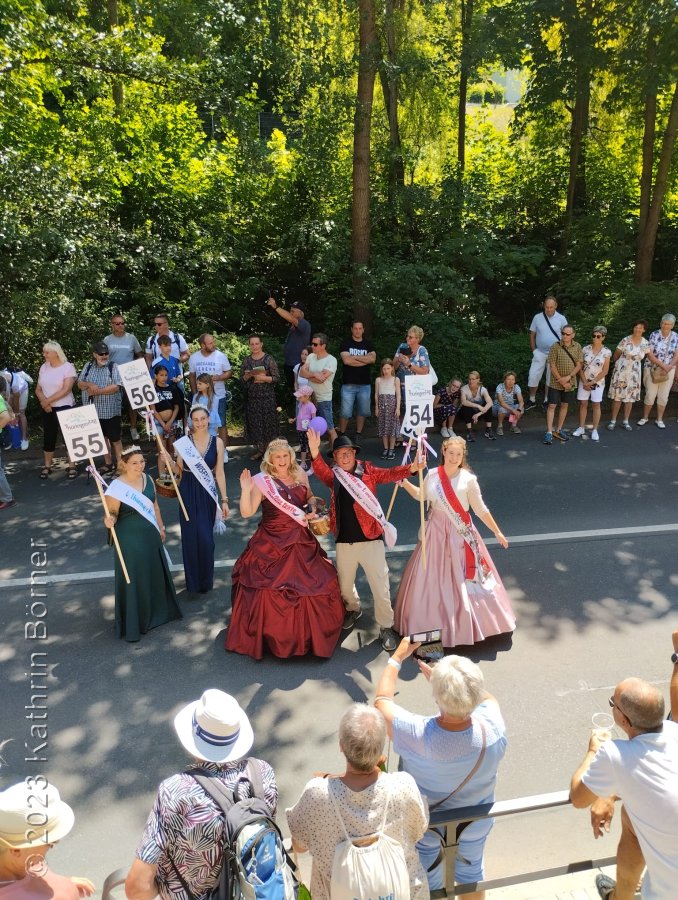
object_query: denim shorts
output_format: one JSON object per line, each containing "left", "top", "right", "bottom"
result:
{"left": 217, "top": 397, "right": 228, "bottom": 426}
{"left": 315, "top": 399, "right": 335, "bottom": 429}
{"left": 340, "top": 383, "right": 371, "bottom": 418}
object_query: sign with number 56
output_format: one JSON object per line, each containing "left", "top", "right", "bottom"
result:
{"left": 57, "top": 406, "right": 107, "bottom": 462}
{"left": 117, "top": 359, "right": 159, "bottom": 409}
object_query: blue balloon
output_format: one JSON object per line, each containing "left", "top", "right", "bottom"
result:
{"left": 308, "top": 416, "right": 328, "bottom": 436}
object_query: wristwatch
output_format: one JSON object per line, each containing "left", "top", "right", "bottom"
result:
{"left": 671, "top": 652, "right": 678, "bottom": 664}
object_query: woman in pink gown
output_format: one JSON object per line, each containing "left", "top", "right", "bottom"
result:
{"left": 395, "top": 436, "right": 515, "bottom": 648}
{"left": 226, "top": 439, "right": 344, "bottom": 659}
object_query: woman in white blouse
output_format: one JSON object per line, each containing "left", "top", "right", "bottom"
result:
{"left": 395, "top": 436, "right": 515, "bottom": 648}
{"left": 286, "top": 704, "right": 429, "bottom": 900}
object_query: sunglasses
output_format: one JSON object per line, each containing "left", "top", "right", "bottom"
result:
{"left": 311, "top": 341, "right": 323, "bottom": 346}
{"left": 608, "top": 696, "right": 633, "bottom": 727}
{"left": 96, "top": 352, "right": 110, "bottom": 356}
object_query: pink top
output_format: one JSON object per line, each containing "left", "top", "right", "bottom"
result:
{"left": 0, "top": 872, "right": 81, "bottom": 900}
{"left": 296, "top": 400, "right": 316, "bottom": 431}
{"left": 38, "top": 361, "right": 77, "bottom": 406}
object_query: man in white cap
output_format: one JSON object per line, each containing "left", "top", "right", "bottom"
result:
{"left": 0, "top": 781, "right": 94, "bottom": 900}
{"left": 125, "top": 689, "right": 277, "bottom": 900}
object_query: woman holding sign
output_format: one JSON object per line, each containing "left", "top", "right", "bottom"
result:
{"left": 167, "top": 405, "right": 229, "bottom": 594}
{"left": 225, "top": 438, "right": 344, "bottom": 659}
{"left": 103, "top": 447, "right": 182, "bottom": 641}
{"left": 394, "top": 436, "right": 515, "bottom": 649}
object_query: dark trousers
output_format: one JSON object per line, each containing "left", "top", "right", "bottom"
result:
{"left": 42, "top": 405, "right": 73, "bottom": 452}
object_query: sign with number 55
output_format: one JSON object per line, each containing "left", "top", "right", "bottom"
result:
{"left": 117, "top": 359, "right": 159, "bottom": 409}
{"left": 57, "top": 406, "right": 107, "bottom": 462}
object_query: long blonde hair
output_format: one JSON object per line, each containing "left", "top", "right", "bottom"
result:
{"left": 42, "top": 341, "right": 67, "bottom": 364}
{"left": 261, "top": 439, "right": 302, "bottom": 479}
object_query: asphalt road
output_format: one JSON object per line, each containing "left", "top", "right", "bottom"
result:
{"left": 2, "top": 411, "right": 677, "bottom": 896}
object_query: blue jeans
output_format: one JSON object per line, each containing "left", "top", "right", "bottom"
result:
{"left": 217, "top": 397, "right": 228, "bottom": 426}
{"left": 0, "top": 449, "right": 13, "bottom": 502}
{"left": 417, "top": 811, "right": 493, "bottom": 889}
{"left": 340, "top": 384, "right": 371, "bottom": 419}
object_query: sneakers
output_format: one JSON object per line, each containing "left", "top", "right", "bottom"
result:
{"left": 342, "top": 609, "right": 362, "bottom": 630}
{"left": 465, "top": 431, "right": 475, "bottom": 442}
{"left": 543, "top": 432, "right": 553, "bottom": 445}
{"left": 0, "top": 499, "right": 17, "bottom": 511}
{"left": 379, "top": 627, "right": 399, "bottom": 652}
{"left": 607, "top": 421, "right": 616, "bottom": 430}
{"left": 129, "top": 426, "right": 140, "bottom": 441}
{"left": 553, "top": 430, "right": 569, "bottom": 442}
{"left": 496, "top": 426, "right": 504, "bottom": 436}
{"left": 622, "top": 421, "right": 632, "bottom": 431}
{"left": 484, "top": 430, "right": 496, "bottom": 440}
{"left": 20, "top": 439, "right": 29, "bottom": 451}
{"left": 510, "top": 425, "right": 521, "bottom": 434}
{"left": 440, "top": 426, "right": 450, "bottom": 438}
{"left": 572, "top": 426, "right": 585, "bottom": 437}
{"left": 386, "top": 450, "right": 395, "bottom": 460}
{"left": 381, "top": 449, "right": 389, "bottom": 458}
{"left": 637, "top": 418, "right": 648, "bottom": 426}
{"left": 591, "top": 429, "right": 600, "bottom": 441}
{"left": 594, "top": 873, "right": 615, "bottom": 899}
{"left": 354, "top": 432, "right": 362, "bottom": 447}
{"left": 524, "top": 399, "right": 537, "bottom": 411}
{"left": 657, "top": 420, "right": 666, "bottom": 429}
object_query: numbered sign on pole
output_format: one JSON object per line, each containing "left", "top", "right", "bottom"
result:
{"left": 401, "top": 374, "right": 434, "bottom": 439}
{"left": 57, "top": 406, "right": 107, "bottom": 463}
{"left": 117, "top": 359, "right": 159, "bottom": 409}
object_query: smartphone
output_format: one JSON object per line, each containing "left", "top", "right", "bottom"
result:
{"left": 398, "top": 344, "right": 413, "bottom": 357}
{"left": 410, "top": 629, "right": 444, "bottom": 663}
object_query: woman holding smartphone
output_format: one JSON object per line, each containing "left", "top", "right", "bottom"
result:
{"left": 394, "top": 435, "right": 515, "bottom": 648}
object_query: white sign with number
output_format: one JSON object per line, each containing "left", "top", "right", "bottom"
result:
{"left": 57, "top": 406, "right": 107, "bottom": 462}
{"left": 117, "top": 359, "right": 159, "bottom": 409}
{"left": 401, "top": 374, "right": 434, "bottom": 438}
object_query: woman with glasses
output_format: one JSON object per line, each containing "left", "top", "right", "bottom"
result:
{"left": 607, "top": 321, "right": 650, "bottom": 431}
{"left": 572, "top": 327, "right": 611, "bottom": 442}
{"left": 241, "top": 334, "right": 280, "bottom": 461}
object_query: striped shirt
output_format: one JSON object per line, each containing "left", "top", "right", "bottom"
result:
{"left": 136, "top": 759, "right": 277, "bottom": 900}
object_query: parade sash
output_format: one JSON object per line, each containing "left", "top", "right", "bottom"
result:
{"left": 106, "top": 477, "right": 160, "bottom": 532}
{"left": 174, "top": 436, "right": 219, "bottom": 514}
{"left": 252, "top": 472, "right": 308, "bottom": 529}
{"left": 433, "top": 467, "right": 491, "bottom": 583}
{"left": 332, "top": 466, "right": 397, "bottom": 549}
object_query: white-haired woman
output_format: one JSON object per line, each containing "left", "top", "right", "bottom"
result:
{"left": 225, "top": 438, "right": 344, "bottom": 659}
{"left": 375, "top": 640, "right": 508, "bottom": 900}
{"left": 286, "top": 703, "right": 429, "bottom": 900}
{"left": 638, "top": 314, "right": 678, "bottom": 428}
{"left": 35, "top": 341, "right": 77, "bottom": 479}
{"left": 572, "top": 326, "right": 611, "bottom": 441}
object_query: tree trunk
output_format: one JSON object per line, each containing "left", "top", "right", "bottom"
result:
{"left": 379, "top": 0, "right": 405, "bottom": 203}
{"left": 457, "top": 0, "right": 473, "bottom": 173}
{"left": 637, "top": 30, "right": 657, "bottom": 253}
{"left": 351, "top": 0, "right": 378, "bottom": 312}
{"left": 564, "top": 72, "right": 590, "bottom": 225}
{"left": 107, "top": 0, "right": 123, "bottom": 108}
{"left": 635, "top": 80, "right": 678, "bottom": 283}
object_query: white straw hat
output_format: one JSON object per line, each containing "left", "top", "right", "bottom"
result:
{"left": 174, "top": 689, "right": 254, "bottom": 764}
{"left": 0, "top": 782, "right": 75, "bottom": 848}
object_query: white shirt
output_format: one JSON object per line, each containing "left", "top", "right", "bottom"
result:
{"left": 145, "top": 330, "right": 188, "bottom": 361}
{"left": 305, "top": 353, "right": 337, "bottom": 402}
{"left": 582, "top": 721, "right": 678, "bottom": 899}
{"left": 188, "top": 349, "right": 231, "bottom": 398}
{"left": 530, "top": 311, "right": 568, "bottom": 353}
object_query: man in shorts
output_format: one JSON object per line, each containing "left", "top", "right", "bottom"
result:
{"left": 300, "top": 333, "right": 338, "bottom": 444}
{"left": 188, "top": 333, "right": 232, "bottom": 449}
{"left": 338, "top": 320, "right": 376, "bottom": 445}
{"left": 543, "top": 325, "right": 582, "bottom": 445}
{"left": 77, "top": 341, "right": 123, "bottom": 473}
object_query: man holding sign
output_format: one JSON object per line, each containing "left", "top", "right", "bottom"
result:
{"left": 307, "top": 429, "right": 424, "bottom": 652}
{"left": 77, "top": 342, "right": 123, "bottom": 474}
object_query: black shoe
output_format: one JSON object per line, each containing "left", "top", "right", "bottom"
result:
{"left": 354, "top": 432, "right": 362, "bottom": 447}
{"left": 465, "top": 431, "right": 475, "bottom": 442}
{"left": 594, "top": 873, "right": 615, "bottom": 899}
{"left": 524, "top": 399, "right": 537, "bottom": 412}
{"left": 342, "top": 609, "right": 362, "bottom": 630}
{"left": 484, "top": 430, "right": 496, "bottom": 440}
{"left": 381, "top": 449, "right": 389, "bottom": 458}
{"left": 379, "top": 627, "right": 398, "bottom": 652}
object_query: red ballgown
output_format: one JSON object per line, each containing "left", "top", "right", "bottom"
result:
{"left": 225, "top": 482, "right": 344, "bottom": 659}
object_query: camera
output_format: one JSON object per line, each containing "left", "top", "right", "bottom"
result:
{"left": 410, "top": 629, "right": 444, "bottom": 663}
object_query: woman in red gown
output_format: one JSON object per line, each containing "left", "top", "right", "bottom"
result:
{"left": 225, "top": 439, "right": 344, "bottom": 659}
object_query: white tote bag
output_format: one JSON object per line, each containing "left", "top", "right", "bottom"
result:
{"left": 328, "top": 779, "right": 410, "bottom": 900}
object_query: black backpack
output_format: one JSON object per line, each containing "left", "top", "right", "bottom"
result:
{"left": 168, "top": 760, "right": 298, "bottom": 900}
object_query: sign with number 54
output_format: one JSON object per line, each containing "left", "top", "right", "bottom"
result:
{"left": 57, "top": 406, "right": 107, "bottom": 462}
{"left": 401, "top": 374, "right": 434, "bottom": 438}
{"left": 117, "top": 359, "right": 159, "bottom": 409}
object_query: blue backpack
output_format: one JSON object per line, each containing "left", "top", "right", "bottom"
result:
{"left": 170, "top": 761, "right": 299, "bottom": 900}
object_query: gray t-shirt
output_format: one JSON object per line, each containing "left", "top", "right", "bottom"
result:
{"left": 103, "top": 332, "right": 142, "bottom": 366}
{"left": 529, "top": 311, "right": 568, "bottom": 353}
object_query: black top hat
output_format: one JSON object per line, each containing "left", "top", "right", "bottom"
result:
{"left": 327, "top": 434, "right": 361, "bottom": 458}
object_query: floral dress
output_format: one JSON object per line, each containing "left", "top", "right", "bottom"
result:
{"left": 608, "top": 337, "right": 650, "bottom": 402}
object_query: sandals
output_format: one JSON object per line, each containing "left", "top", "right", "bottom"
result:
{"left": 66, "top": 467, "right": 78, "bottom": 480}
{"left": 39, "top": 467, "right": 52, "bottom": 480}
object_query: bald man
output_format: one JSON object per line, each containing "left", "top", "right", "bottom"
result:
{"left": 570, "top": 634, "right": 678, "bottom": 899}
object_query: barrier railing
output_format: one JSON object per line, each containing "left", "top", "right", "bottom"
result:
{"left": 101, "top": 790, "right": 617, "bottom": 900}
{"left": 430, "top": 788, "right": 616, "bottom": 896}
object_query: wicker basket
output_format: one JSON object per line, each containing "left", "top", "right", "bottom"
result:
{"left": 155, "top": 476, "right": 179, "bottom": 499}
{"left": 307, "top": 496, "right": 331, "bottom": 536}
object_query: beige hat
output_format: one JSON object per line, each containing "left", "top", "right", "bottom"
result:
{"left": 0, "top": 782, "right": 75, "bottom": 849}
{"left": 174, "top": 689, "right": 254, "bottom": 764}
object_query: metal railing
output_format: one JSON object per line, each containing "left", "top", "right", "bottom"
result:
{"left": 430, "top": 788, "right": 615, "bottom": 896}
{"left": 101, "top": 790, "right": 616, "bottom": 900}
